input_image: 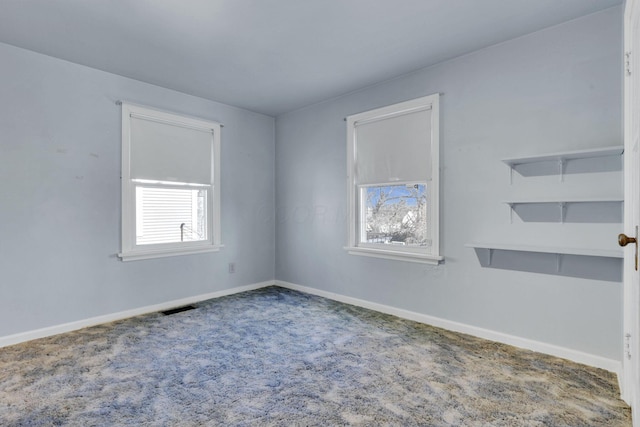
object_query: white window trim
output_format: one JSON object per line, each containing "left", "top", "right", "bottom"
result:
{"left": 346, "top": 246, "right": 443, "bottom": 264}
{"left": 345, "top": 93, "right": 442, "bottom": 265}
{"left": 118, "top": 102, "right": 222, "bottom": 262}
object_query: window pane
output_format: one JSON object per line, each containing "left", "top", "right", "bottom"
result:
{"left": 136, "top": 186, "right": 208, "bottom": 245}
{"left": 362, "top": 184, "right": 429, "bottom": 247}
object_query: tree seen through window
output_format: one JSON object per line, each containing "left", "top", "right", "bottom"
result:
{"left": 364, "top": 184, "right": 428, "bottom": 246}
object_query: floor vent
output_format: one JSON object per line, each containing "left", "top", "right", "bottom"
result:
{"left": 161, "top": 305, "right": 196, "bottom": 316}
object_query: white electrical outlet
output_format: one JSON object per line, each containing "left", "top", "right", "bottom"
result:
{"left": 228, "top": 262, "right": 236, "bottom": 273}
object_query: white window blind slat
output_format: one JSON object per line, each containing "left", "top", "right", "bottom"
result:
{"left": 136, "top": 187, "right": 207, "bottom": 245}
{"left": 355, "top": 108, "right": 431, "bottom": 185}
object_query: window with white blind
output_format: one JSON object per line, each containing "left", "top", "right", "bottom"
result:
{"left": 345, "top": 94, "right": 442, "bottom": 264}
{"left": 119, "top": 102, "right": 221, "bottom": 261}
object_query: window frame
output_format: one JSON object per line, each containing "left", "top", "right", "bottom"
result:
{"left": 118, "top": 102, "right": 222, "bottom": 261}
{"left": 345, "top": 94, "right": 442, "bottom": 264}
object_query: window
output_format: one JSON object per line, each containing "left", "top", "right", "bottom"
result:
{"left": 119, "top": 102, "right": 221, "bottom": 261}
{"left": 345, "top": 94, "right": 442, "bottom": 264}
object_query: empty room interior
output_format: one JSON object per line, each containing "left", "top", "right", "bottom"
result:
{"left": 1, "top": 0, "right": 639, "bottom": 425}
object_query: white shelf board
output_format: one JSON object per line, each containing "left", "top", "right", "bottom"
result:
{"left": 502, "top": 197, "right": 624, "bottom": 205}
{"left": 465, "top": 242, "right": 623, "bottom": 258}
{"left": 501, "top": 146, "right": 624, "bottom": 167}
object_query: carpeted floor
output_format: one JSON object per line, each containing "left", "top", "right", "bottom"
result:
{"left": 0, "top": 286, "right": 632, "bottom": 426}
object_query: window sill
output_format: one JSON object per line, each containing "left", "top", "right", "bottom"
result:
{"left": 345, "top": 246, "right": 443, "bottom": 265}
{"left": 118, "top": 245, "right": 222, "bottom": 262}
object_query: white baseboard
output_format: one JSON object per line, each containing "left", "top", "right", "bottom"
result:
{"left": 0, "top": 280, "right": 275, "bottom": 349}
{"left": 2, "top": 279, "right": 622, "bottom": 379}
{"left": 276, "top": 280, "right": 622, "bottom": 376}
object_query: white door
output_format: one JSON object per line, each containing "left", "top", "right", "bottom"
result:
{"left": 622, "top": 0, "right": 640, "bottom": 421}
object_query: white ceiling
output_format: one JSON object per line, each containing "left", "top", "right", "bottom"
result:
{"left": 0, "top": 0, "right": 623, "bottom": 116}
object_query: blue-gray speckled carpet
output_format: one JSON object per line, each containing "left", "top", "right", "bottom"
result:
{"left": 0, "top": 286, "right": 631, "bottom": 426}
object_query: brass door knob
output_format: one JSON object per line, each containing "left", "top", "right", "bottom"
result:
{"left": 619, "top": 233, "right": 637, "bottom": 247}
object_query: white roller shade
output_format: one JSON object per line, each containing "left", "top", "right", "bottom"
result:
{"left": 355, "top": 108, "right": 431, "bottom": 184}
{"left": 130, "top": 115, "right": 214, "bottom": 184}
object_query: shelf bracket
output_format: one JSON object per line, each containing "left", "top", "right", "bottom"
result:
{"left": 558, "top": 158, "right": 566, "bottom": 183}
{"left": 556, "top": 253, "right": 563, "bottom": 272}
{"left": 508, "top": 203, "right": 514, "bottom": 224}
{"left": 508, "top": 164, "right": 514, "bottom": 185}
{"left": 560, "top": 202, "right": 566, "bottom": 223}
{"left": 478, "top": 248, "right": 495, "bottom": 266}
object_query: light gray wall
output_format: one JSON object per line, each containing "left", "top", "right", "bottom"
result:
{"left": 0, "top": 42, "right": 275, "bottom": 337}
{"left": 275, "top": 7, "right": 624, "bottom": 360}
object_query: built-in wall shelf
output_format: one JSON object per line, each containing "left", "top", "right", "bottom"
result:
{"left": 502, "top": 146, "right": 624, "bottom": 168}
{"left": 466, "top": 242, "right": 623, "bottom": 272}
{"left": 502, "top": 198, "right": 624, "bottom": 223}
{"left": 503, "top": 197, "right": 623, "bottom": 205}
{"left": 502, "top": 145, "right": 623, "bottom": 183}
{"left": 471, "top": 145, "right": 623, "bottom": 279}
{"left": 465, "top": 242, "right": 623, "bottom": 258}
{"left": 466, "top": 243, "right": 623, "bottom": 280}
